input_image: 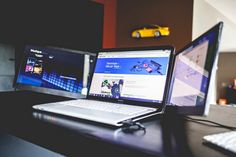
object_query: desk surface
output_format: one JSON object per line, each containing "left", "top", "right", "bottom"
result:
{"left": 0, "top": 91, "right": 236, "bottom": 157}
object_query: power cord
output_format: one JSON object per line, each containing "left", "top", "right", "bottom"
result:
{"left": 113, "top": 120, "right": 146, "bottom": 139}
{"left": 121, "top": 119, "right": 146, "bottom": 133}
{"left": 184, "top": 116, "right": 236, "bottom": 130}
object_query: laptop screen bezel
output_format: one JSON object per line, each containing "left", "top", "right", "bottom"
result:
{"left": 87, "top": 46, "right": 175, "bottom": 111}
{"left": 166, "top": 22, "right": 223, "bottom": 115}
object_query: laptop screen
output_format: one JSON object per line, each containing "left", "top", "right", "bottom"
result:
{"left": 15, "top": 44, "right": 95, "bottom": 98}
{"left": 88, "top": 47, "right": 173, "bottom": 104}
{"left": 168, "top": 22, "right": 223, "bottom": 115}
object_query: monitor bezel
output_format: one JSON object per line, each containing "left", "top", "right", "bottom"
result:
{"left": 87, "top": 45, "right": 175, "bottom": 111}
{"left": 14, "top": 44, "right": 96, "bottom": 99}
{"left": 166, "top": 22, "right": 223, "bottom": 115}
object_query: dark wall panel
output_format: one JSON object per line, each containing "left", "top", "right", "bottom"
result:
{"left": 116, "top": 0, "right": 193, "bottom": 51}
{"left": 0, "top": 0, "right": 103, "bottom": 51}
{"left": 94, "top": 0, "right": 117, "bottom": 48}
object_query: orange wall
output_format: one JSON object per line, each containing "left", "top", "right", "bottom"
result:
{"left": 94, "top": 0, "right": 117, "bottom": 48}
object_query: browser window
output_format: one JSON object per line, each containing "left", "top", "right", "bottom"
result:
{"left": 89, "top": 50, "right": 171, "bottom": 103}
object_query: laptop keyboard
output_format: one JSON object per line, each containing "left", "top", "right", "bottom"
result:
{"left": 203, "top": 131, "right": 236, "bottom": 154}
{"left": 59, "top": 99, "right": 157, "bottom": 116}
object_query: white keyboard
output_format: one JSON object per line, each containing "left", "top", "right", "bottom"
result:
{"left": 203, "top": 131, "right": 236, "bottom": 154}
{"left": 59, "top": 99, "right": 156, "bottom": 116}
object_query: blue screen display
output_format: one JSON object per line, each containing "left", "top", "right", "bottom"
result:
{"left": 169, "top": 29, "right": 220, "bottom": 107}
{"left": 16, "top": 45, "right": 85, "bottom": 93}
{"left": 94, "top": 57, "right": 169, "bottom": 75}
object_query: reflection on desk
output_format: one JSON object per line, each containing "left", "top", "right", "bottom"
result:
{"left": 0, "top": 131, "right": 63, "bottom": 157}
{"left": 32, "top": 111, "right": 164, "bottom": 157}
{"left": 30, "top": 105, "right": 236, "bottom": 157}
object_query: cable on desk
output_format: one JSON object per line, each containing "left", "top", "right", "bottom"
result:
{"left": 114, "top": 119, "right": 146, "bottom": 135}
{"left": 184, "top": 116, "right": 236, "bottom": 130}
{"left": 114, "top": 121, "right": 146, "bottom": 139}
{"left": 121, "top": 120, "right": 146, "bottom": 133}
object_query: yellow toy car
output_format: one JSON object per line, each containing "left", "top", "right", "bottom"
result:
{"left": 131, "top": 24, "right": 170, "bottom": 38}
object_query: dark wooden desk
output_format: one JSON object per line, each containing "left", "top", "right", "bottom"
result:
{"left": 0, "top": 91, "right": 235, "bottom": 157}
{"left": 187, "top": 105, "right": 236, "bottom": 157}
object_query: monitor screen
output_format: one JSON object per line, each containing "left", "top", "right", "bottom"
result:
{"left": 15, "top": 45, "right": 95, "bottom": 98}
{"left": 88, "top": 47, "right": 173, "bottom": 104}
{"left": 168, "top": 22, "right": 223, "bottom": 115}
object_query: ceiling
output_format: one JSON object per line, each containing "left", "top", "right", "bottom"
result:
{"left": 193, "top": 0, "right": 236, "bottom": 52}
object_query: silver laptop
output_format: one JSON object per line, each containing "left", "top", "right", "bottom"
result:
{"left": 32, "top": 46, "right": 174, "bottom": 126}
{"left": 166, "top": 22, "right": 223, "bottom": 115}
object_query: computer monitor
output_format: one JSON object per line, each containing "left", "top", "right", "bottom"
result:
{"left": 167, "top": 22, "right": 223, "bottom": 115}
{"left": 14, "top": 44, "right": 95, "bottom": 98}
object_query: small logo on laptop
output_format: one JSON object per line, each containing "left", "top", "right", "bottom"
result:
{"left": 117, "top": 99, "right": 124, "bottom": 103}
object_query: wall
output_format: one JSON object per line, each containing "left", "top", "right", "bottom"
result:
{"left": 193, "top": 0, "right": 236, "bottom": 52}
{"left": 217, "top": 53, "right": 236, "bottom": 100}
{"left": 0, "top": 43, "right": 15, "bottom": 91}
{"left": 0, "top": 0, "right": 104, "bottom": 51}
{"left": 192, "top": 0, "right": 221, "bottom": 40}
{"left": 116, "top": 0, "right": 193, "bottom": 51}
{"left": 94, "top": 0, "right": 117, "bottom": 48}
